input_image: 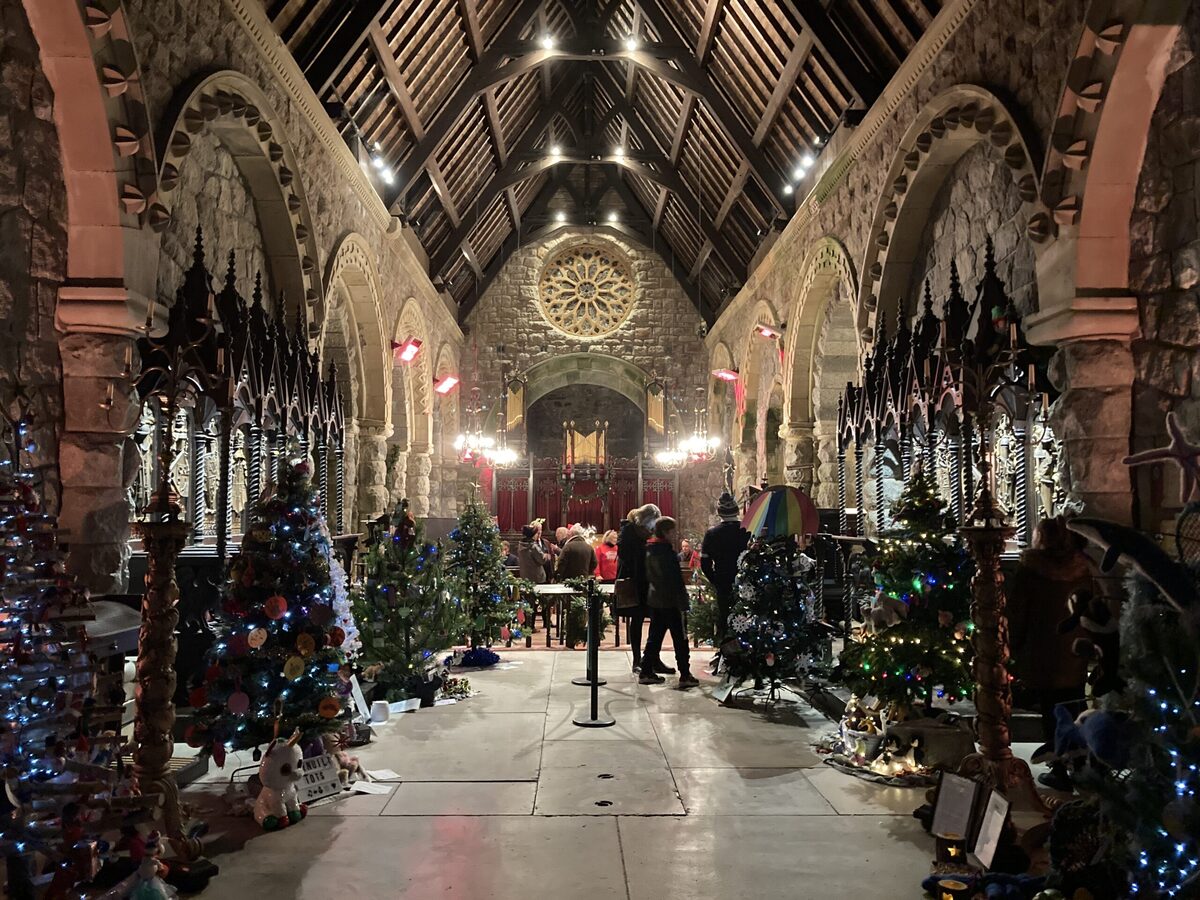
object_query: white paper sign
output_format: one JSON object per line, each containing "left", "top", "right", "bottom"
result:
{"left": 351, "top": 780, "right": 395, "bottom": 795}
{"left": 711, "top": 678, "right": 737, "bottom": 704}
{"left": 297, "top": 753, "right": 344, "bottom": 805}
{"left": 365, "top": 768, "right": 401, "bottom": 781}
{"left": 389, "top": 698, "right": 421, "bottom": 714}
{"left": 971, "top": 790, "right": 1010, "bottom": 869}
{"left": 349, "top": 675, "right": 372, "bottom": 723}
{"left": 931, "top": 772, "right": 977, "bottom": 840}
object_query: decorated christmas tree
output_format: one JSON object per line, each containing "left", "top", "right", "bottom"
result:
{"left": 443, "top": 491, "right": 514, "bottom": 656}
{"left": 834, "top": 464, "right": 974, "bottom": 716}
{"left": 724, "top": 536, "right": 823, "bottom": 687}
{"left": 352, "top": 514, "right": 466, "bottom": 700}
{"left": 0, "top": 462, "right": 143, "bottom": 896}
{"left": 190, "top": 457, "right": 347, "bottom": 756}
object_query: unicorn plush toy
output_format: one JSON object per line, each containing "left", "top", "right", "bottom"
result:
{"left": 253, "top": 729, "right": 307, "bottom": 830}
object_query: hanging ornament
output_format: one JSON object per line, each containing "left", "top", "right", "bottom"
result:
{"left": 247, "top": 627, "right": 268, "bottom": 649}
{"left": 283, "top": 656, "right": 305, "bottom": 680}
{"left": 500, "top": 626, "right": 511, "bottom": 641}
{"left": 188, "top": 686, "right": 208, "bottom": 709}
{"left": 517, "top": 608, "right": 526, "bottom": 625}
{"left": 765, "top": 652, "right": 776, "bottom": 667}
{"left": 295, "top": 633, "right": 316, "bottom": 657}
{"left": 184, "top": 725, "right": 206, "bottom": 748}
{"left": 227, "top": 691, "right": 250, "bottom": 715}
{"left": 212, "top": 742, "right": 226, "bottom": 768}
{"left": 205, "top": 664, "right": 222, "bottom": 683}
{"left": 317, "top": 696, "right": 341, "bottom": 718}
{"left": 327, "top": 626, "right": 345, "bottom": 648}
{"left": 265, "top": 595, "right": 288, "bottom": 620}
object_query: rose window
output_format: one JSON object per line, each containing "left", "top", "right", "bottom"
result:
{"left": 538, "top": 244, "right": 635, "bottom": 337}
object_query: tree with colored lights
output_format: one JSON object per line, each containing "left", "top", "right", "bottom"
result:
{"left": 723, "top": 536, "right": 823, "bottom": 688}
{"left": 834, "top": 464, "right": 974, "bottom": 717}
{"left": 352, "top": 517, "right": 466, "bottom": 700}
{"left": 443, "top": 491, "right": 514, "bottom": 650}
{"left": 0, "top": 463, "right": 143, "bottom": 896}
{"left": 190, "top": 458, "right": 347, "bottom": 756}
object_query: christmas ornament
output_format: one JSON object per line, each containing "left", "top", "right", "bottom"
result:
{"left": 283, "top": 656, "right": 305, "bottom": 680}
{"left": 227, "top": 691, "right": 250, "bottom": 715}
{"left": 265, "top": 595, "right": 288, "bottom": 620}
{"left": 295, "top": 633, "right": 316, "bottom": 657}
{"left": 327, "top": 625, "right": 345, "bottom": 648}
{"left": 317, "top": 696, "right": 341, "bottom": 718}
{"left": 247, "top": 627, "right": 268, "bottom": 649}
{"left": 188, "top": 686, "right": 208, "bottom": 708}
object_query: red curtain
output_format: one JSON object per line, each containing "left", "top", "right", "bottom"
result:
{"left": 534, "top": 473, "right": 563, "bottom": 532}
{"left": 566, "top": 480, "right": 604, "bottom": 530}
{"left": 608, "top": 475, "right": 638, "bottom": 532}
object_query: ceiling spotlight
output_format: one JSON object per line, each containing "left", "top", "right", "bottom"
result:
{"left": 372, "top": 141, "right": 382, "bottom": 152}
{"left": 607, "top": 211, "right": 619, "bottom": 223}
{"left": 555, "top": 210, "right": 567, "bottom": 223}
{"left": 613, "top": 145, "right": 625, "bottom": 158}
{"left": 380, "top": 167, "right": 395, "bottom": 185}
{"left": 540, "top": 34, "right": 555, "bottom": 50}
{"left": 372, "top": 155, "right": 385, "bottom": 170}
{"left": 801, "top": 152, "right": 815, "bottom": 167}
{"left": 792, "top": 165, "right": 804, "bottom": 180}
{"left": 783, "top": 184, "right": 794, "bottom": 195}
{"left": 550, "top": 144, "right": 561, "bottom": 158}
{"left": 624, "top": 35, "right": 639, "bottom": 51}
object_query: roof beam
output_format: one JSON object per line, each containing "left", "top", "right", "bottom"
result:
{"left": 634, "top": 0, "right": 786, "bottom": 214}
{"left": 781, "top": 0, "right": 883, "bottom": 104}
{"left": 694, "top": 0, "right": 726, "bottom": 66}
{"left": 301, "top": 0, "right": 390, "bottom": 97}
{"left": 754, "top": 32, "right": 814, "bottom": 143}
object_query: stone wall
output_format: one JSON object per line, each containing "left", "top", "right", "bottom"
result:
{"left": 905, "top": 142, "right": 1038, "bottom": 317}
{"left": 1129, "top": 6, "right": 1200, "bottom": 529}
{"left": 156, "top": 130, "right": 271, "bottom": 303}
{"left": 0, "top": 0, "right": 65, "bottom": 511}
{"left": 466, "top": 229, "right": 717, "bottom": 533}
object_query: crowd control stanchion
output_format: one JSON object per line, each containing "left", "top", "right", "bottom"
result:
{"left": 573, "top": 579, "right": 615, "bottom": 728}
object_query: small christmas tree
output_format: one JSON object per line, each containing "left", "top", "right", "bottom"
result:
{"left": 352, "top": 516, "right": 465, "bottom": 700}
{"left": 190, "top": 457, "right": 347, "bottom": 755}
{"left": 835, "top": 465, "right": 974, "bottom": 716}
{"left": 443, "top": 491, "right": 514, "bottom": 653}
{"left": 724, "top": 537, "right": 823, "bottom": 687}
{"left": 0, "top": 463, "right": 140, "bottom": 896}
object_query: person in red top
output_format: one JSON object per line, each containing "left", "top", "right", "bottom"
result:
{"left": 594, "top": 530, "right": 619, "bottom": 582}
{"left": 677, "top": 538, "right": 702, "bottom": 575}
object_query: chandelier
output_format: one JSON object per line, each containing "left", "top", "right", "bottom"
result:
{"left": 454, "top": 370, "right": 517, "bottom": 467}
{"left": 654, "top": 388, "right": 720, "bottom": 470}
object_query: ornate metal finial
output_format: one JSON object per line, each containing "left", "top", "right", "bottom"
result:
{"left": 192, "top": 225, "right": 205, "bottom": 267}
{"left": 251, "top": 272, "right": 264, "bottom": 312}
{"left": 224, "top": 249, "right": 237, "bottom": 293}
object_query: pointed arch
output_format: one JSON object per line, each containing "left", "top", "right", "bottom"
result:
{"left": 393, "top": 298, "right": 433, "bottom": 453}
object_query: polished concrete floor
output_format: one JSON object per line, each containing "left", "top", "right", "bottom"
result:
{"left": 187, "top": 650, "right": 935, "bottom": 898}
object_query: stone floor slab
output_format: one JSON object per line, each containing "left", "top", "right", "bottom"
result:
{"left": 306, "top": 787, "right": 397, "bottom": 817}
{"left": 209, "top": 816, "right": 627, "bottom": 899}
{"left": 674, "top": 767, "right": 837, "bottom": 816}
{"left": 620, "top": 815, "right": 931, "bottom": 900}
{"left": 538, "top": 739, "right": 667, "bottom": 770}
{"left": 543, "top": 702, "right": 658, "bottom": 742}
{"left": 356, "top": 712, "right": 545, "bottom": 780}
{"left": 649, "top": 710, "right": 824, "bottom": 768}
{"left": 382, "top": 781, "right": 537, "bottom": 816}
{"left": 534, "top": 765, "right": 684, "bottom": 816}
{"left": 803, "top": 766, "right": 927, "bottom": 816}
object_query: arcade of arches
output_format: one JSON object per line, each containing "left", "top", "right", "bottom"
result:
{"left": 2, "top": 0, "right": 1199, "bottom": 896}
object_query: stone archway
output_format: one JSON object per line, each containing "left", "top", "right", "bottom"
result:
{"left": 708, "top": 341, "right": 736, "bottom": 456}
{"left": 780, "top": 238, "right": 860, "bottom": 504}
{"left": 1024, "top": 1, "right": 1188, "bottom": 523}
{"left": 24, "top": 0, "right": 153, "bottom": 590}
{"left": 154, "top": 71, "right": 322, "bottom": 330}
{"left": 858, "top": 85, "right": 1043, "bottom": 339}
{"left": 323, "top": 234, "right": 391, "bottom": 519}
{"left": 735, "top": 301, "right": 782, "bottom": 498}
{"left": 392, "top": 299, "right": 434, "bottom": 515}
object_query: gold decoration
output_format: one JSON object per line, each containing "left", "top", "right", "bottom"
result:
{"left": 538, "top": 244, "right": 635, "bottom": 337}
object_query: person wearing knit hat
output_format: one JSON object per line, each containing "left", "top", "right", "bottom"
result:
{"left": 701, "top": 492, "right": 750, "bottom": 665}
{"left": 616, "top": 503, "right": 669, "bottom": 674}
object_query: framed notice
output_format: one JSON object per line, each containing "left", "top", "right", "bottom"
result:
{"left": 970, "top": 790, "right": 1010, "bottom": 870}
{"left": 931, "top": 772, "right": 977, "bottom": 840}
{"left": 297, "top": 753, "right": 344, "bottom": 805}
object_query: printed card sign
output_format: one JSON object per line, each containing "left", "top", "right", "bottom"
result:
{"left": 297, "top": 753, "right": 343, "bottom": 804}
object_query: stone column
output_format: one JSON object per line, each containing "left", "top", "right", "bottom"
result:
{"left": 58, "top": 331, "right": 140, "bottom": 592}
{"left": 779, "top": 423, "right": 814, "bottom": 494}
{"left": 389, "top": 448, "right": 408, "bottom": 509}
{"left": 355, "top": 421, "right": 392, "bottom": 520}
{"left": 732, "top": 442, "right": 756, "bottom": 502}
{"left": 410, "top": 450, "right": 432, "bottom": 517}
{"left": 1026, "top": 302, "right": 1137, "bottom": 523}
{"left": 812, "top": 420, "right": 840, "bottom": 508}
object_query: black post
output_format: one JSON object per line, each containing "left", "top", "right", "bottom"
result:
{"left": 573, "top": 580, "right": 615, "bottom": 728}
{"left": 573, "top": 580, "right": 607, "bottom": 687}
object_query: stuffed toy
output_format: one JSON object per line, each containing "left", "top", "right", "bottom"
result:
{"left": 253, "top": 730, "right": 307, "bottom": 830}
{"left": 321, "top": 732, "right": 364, "bottom": 786}
{"left": 1058, "top": 590, "right": 1124, "bottom": 697}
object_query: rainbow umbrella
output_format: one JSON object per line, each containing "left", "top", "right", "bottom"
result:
{"left": 741, "top": 485, "right": 819, "bottom": 538}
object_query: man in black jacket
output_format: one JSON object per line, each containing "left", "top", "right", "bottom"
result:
{"left": 701, "top": 492, "right": 750, "bottom": 657}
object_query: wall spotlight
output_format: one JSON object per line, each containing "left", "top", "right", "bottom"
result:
{"left": 392, "top": 337, "right": 422, "bottom": 362}
{"left": 711, "top": 368, "right": 739, "bottom": 382}
{"left": 756, "top": 322, "right": 784, "bottom": 339}
{"left": 433, "top": 374, "right": 460, "bottom": 395}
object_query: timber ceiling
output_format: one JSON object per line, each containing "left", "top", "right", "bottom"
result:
{"left": 266, "top": 0, "right": 940, "bottom": 323}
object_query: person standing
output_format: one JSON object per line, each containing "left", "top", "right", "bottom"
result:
{"left": 594, "top": 530, "right": 619, "bottom": 582}
{"left": 616, "top": 504, "right": 662, "bottom": 673}
{"left": 556, "top": 524, "right": 597, "bottom": 649}
{"left": 678, "top": 538, "right": 702, "bottom": 576}
{"left": 640, "top": 517, "right": 699, "bottom": 689}
{"left": 701, "top": 492, "right": 750, "bottom": 657}
{"left": 518, "top": 523, "right": 551, "bottom": 630}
